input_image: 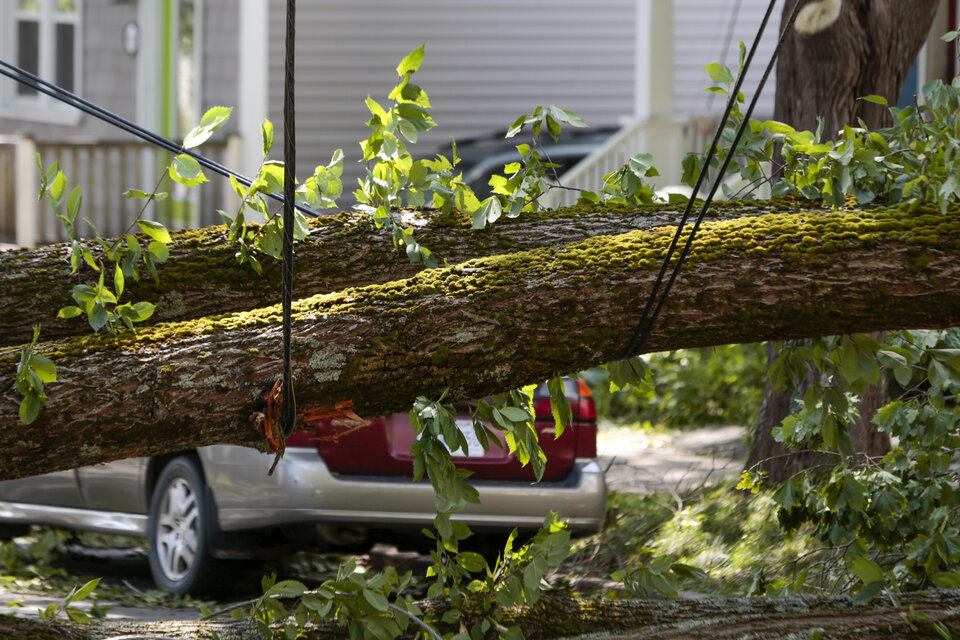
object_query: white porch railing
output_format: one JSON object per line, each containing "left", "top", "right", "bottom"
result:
{"left": 540, "top": 115, "right": 719, "bottom": 210}
{"left": 0, "top": 135, "right": 241, "bottom": 247}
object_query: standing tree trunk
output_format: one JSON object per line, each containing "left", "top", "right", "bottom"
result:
{"left": 750, "top": 0, "right": 939, "bottom": 481}
{"left": 774, "top": 0, "right": 940, "bottom": 134}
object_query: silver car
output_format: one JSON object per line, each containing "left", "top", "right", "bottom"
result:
{"left": 0, "top": 380, "right": 606, "bottom": 594}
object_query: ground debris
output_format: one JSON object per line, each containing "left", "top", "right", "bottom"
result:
{"left": 3, "top": 588, "right": 959, "bottom": 639}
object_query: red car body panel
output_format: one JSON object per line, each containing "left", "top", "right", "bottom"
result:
{"left": 291, "top": 380, "right": 597, "bottom": 482}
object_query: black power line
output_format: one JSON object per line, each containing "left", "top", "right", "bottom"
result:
{"left": 629, "top": 0, "right": 803, "bottom": 355}
{"left": 0, "top": 59, "right": 318, "bottom": 218}
{"left": 624, "top": 0, "right": 779, "bottom": 359}
{"left": 281, "top": 0, "right": 297, "bottom": 437}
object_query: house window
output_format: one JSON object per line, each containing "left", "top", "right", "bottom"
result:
{"left": 3, "top": 0, "right": 81, "bottom": 121}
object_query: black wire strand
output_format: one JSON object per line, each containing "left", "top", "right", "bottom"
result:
{"left": 281, "top": 0, "right": 297, "bottom": 437}
{"left": 0, "top": 60, "right": 318, "bottom": 217}
{"left": 624, "top": 0, "right": 804, "bottom": 359}
{"left": 622, "top": 0, "right": 779, "bottom": 359}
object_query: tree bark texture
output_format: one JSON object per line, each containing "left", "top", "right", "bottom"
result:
{"left": 755, "top": 0, "right": 939, "bottom": 479}
{"left": 774, "top": 0, "right": 940, "bottom": 136}
{"left": 1, "top": 206, "right": 959, "bottom": 481}
{"left": 3, "top": 588, "right": 960, "bottom": 639}
{"left": 0, "top": 200, "right": 788, "bottom": 348}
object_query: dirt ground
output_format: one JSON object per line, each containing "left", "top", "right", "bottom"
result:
{"left": 597, "top": 422, "right": 747, "bottom": 494}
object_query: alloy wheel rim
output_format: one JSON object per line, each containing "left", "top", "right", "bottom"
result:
{"left": 155, "top": 477, "right": 199, "bottom": 581}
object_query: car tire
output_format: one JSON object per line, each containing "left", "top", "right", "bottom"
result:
{"left": 147, "top": 456, "right": 219, "bottom": 595}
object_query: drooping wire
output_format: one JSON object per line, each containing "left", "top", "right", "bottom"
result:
{"left": 281, "top": 0, "right": 297, "bottom": 437}
{"left": 0, "top": 59, "right": 318, "bottom": 218}
{"left": 623, "top": 0, "right": 804, "bottom": 359}
{"left": 621, "top": 0, "right": 779, "bottom": 359}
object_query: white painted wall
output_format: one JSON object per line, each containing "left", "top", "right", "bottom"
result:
{"left": 673, "top": 0, "right": 784, "bottom": 119}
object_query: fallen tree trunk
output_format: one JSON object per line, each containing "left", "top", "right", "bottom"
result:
{"left": 0, "top": 199, "right": 795, "bottom": 347}
{"left": 3, "top": 588, "right": 960, "bottom": 639}
{"left": 1, "top": 205, "right": 958, "bottom": 480}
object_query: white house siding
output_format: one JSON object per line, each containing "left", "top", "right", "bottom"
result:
{"left": 673, "top": 0, "right": 783, "bottom": 120}
{"left": 266, "top": 0, "right": 637, "bottom": 191}
{"left": 201, "top": 0, "right": 240, "bottom": 134}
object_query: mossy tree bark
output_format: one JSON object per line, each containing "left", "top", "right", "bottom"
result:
{"left": 0, "top": 200, "right": 788, "bottom": 348}
{"left": 3, "top": 588, "right": 960, "bottom": 639}
{"left": 1, "top": 206, "right": 959, "bottom": 481}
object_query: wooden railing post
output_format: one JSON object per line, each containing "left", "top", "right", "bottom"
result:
{"left": 15, "top": 136, "right": 38, "bottom": 248}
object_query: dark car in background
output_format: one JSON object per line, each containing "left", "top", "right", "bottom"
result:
{"left": 0, "top": 379, "right": 605, "bottom": 594}
{"left": 447, "top": 127, "right": 618, "bottom": 199}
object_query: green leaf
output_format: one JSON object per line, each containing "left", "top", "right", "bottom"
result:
{"left": 498, "top": 406, "right": 530, "bottom": 423}
{"left": 30, "top": 355, "right": 57, "bottom": 384}
{"left": 113, "top": 264, "right": 124, "bottom": 298}
{"left": 546, "top": 377, "right": 572, "bottom": 437}
{"left": 168, "top": 154, "right": 208, "bottom": 187}
{"left": 147, "top": 240, "right": 170, "bottom": 262}
{"left": 704, "top": 62, "right": 734, "bottom": 85}
{"left": 258, "top": 223, "right": 282, "bottom": 258}
{"left": 137, "top": 220, "right": 172, "bottom": 244}
{"left": 266, "top": 580, "right": 307, "bottom": 598}
{"left": 131, "top": 302, "right": 155, "bottom": 321}
{"left": 57, "top": 306, "right": 83, "bottom": 319}
{"left": 860, "top": 95, "right": 889, "bottom": 106}
{"left": 456, "top": 551, "right": 487, "bottom": 573}
{"left": 48, "top": 171, "right": 68, "bottom": 208}
{"left": 764, "top": 120, "right": 795, "bottom": 135}
{"left": 471, "top": 197, "right": 502, "bottom": 229}
{"left": 66, "top": 186, "right": 82, "bottom": 222}
{"left": 122, "top": 188, "right": 168, "bottom": 201}
{"left": 261, "top": 119, "right": 275, "bottom": 156}
{"left": 183, "top": 106, "right": 232, "bottom": 149}
{"left": 851, "top": 556, "right": 884, "bottom": 584}
{"left": 852, "top": 580, "right": 883, "bottom": 606}
{"left": 19, "top": 392, "right": 42, "bottom": 425}
{"left": 71, "top": 578, "right": 100, "bottom": 603}
{"left": 361, "top": 588, "right": 390, "bottom": 612}
{"left": 397, "top": 44, "right": 425, "bottom": 76}
{"left": 88, "top": 304, "right": 109, "bottom": 332}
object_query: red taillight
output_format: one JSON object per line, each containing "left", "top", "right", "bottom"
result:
{"left": 285, "top": 429, "right": 315, "bottom": 448}
{"left": 533, "top": 380, "right": 597, "bottom": 423}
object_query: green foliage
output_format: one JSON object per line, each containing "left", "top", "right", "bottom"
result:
{"left": 589, "top": 152, "right": 660, "bottom": 206}
{"left": 586, "top": 344, "right": 766, "bottom": 428}
{"left": 16, "top": 106, "right": 236, "bottom": 422}
{"left": 249, "top": 565, "right": 424, "bottom": 640}
{"left": 38, "top": 578, "right": 100, "bottom": 623}
{"left": 220, "top": 133, "right": 342, "bottom": 274}
{"left": 584, "top": 487, "right": 826, "bottom": 597}
{"left": 14, "top": 326, "right": 56, "bottom": 424}
{"left": 683, "top": 43, "right": 960, "bottom": 210}
{"left": 768, "top": 329, "right": 960, "bottom": 593}
{"left": 354, "top": 45, "right": 480, "bottom": 263}
{"left": 480, "top": 105, "right": 590, "bottom": 222}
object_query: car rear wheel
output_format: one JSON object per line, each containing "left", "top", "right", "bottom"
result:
{"left": 148, "top": 456, "right": 218, "bottom": 595}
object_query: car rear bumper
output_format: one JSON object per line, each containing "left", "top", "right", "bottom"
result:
{"left": 201, "top": 446, "right": 606, "bottom": 534}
